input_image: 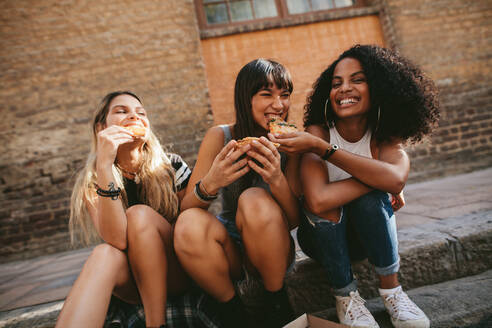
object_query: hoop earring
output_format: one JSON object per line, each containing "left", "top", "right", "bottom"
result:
{"left": 374, "top": 106, "right": 381, "bottom": 133}
{"left": 324, "top": 98, "right": 330, "bottom": 126}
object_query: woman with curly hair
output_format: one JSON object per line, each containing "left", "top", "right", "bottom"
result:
{"left": 269, "top": 44, "right": 439, "bottom": 328}
{"left": 56, "top": 91, "right": 192, "bottom": 328}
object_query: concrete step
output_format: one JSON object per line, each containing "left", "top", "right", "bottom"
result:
{"left": 1, "top": 208, "right": 491, "bottom": 326}
{"left": 314, "top": 269, "right": 492, "bottom": 328}
{"left": 238, "top": 210, "right": 492, "bottom": 315}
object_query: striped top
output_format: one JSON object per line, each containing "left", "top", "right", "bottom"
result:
{"left": 124, "top": 153, "right": 191, "bottom": 207}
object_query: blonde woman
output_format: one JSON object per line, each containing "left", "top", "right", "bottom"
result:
{"left": 56, "top": 91, "right": 191, "bottom": 328}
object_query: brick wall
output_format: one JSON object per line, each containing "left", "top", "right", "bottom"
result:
{"left": 2, "top": 0, "right": 491, "bottom": 262}
{"left": 0, "top": 0, "right": 211, "bottom": 263}
{"left": 201, "top": 16, "right": 385, "bottom": 129}
{"left": 377, "top": 0, "right": 492, "bottom": 180}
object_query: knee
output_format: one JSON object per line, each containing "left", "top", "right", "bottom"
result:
{"left": 174, "top": 208, "right": 210, "bottom": 255}
{"left": 237, "top": 188, "right": 283, "bottom": 230}
{"left": 126, "top": 205, "right": 157, "bottom": 235}
{"left": 90, "top": 243, "right": 127, "bottom": 270}
{"left": 350, "top": 190, "right": 393, "bottom": 219}
{"left": 353, "top": 190, "right": 389, "bottom": 209}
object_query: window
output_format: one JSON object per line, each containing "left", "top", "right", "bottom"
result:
{"left": 196, "top": 0, "right": 358, "bottom": 29}
{"left": 286, "top": 0, "right": 354, "bottom": 14}
{"left": 203, "top": 0, "right": 279, "bottom": 25}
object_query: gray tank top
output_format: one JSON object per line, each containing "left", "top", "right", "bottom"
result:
{"left": 218, "top": 125, "right": 287, "bottom": 221}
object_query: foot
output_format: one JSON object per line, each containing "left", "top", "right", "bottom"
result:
{"left": 335, "top": 290, "right": 379, "bottom": 328}
{"left": 264, "top": 287, "right": 296, "bottom": 328}
{"left": 380, "top": 286, "right": 430, "bottom": 328}
{"left": 217, "top": 294, "right": 249, "bottom": 328}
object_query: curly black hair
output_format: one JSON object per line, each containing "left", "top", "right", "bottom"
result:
{"left": 304, "top": 44, "right": 440, "bottom": 144}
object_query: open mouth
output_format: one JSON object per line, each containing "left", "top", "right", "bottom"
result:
{"left": 337, "top": 97, "right": 360, "bottom": 107}
{"left": 265, "top": 113, "right": 283, "bottom": 120}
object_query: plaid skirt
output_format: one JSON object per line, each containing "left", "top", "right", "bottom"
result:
{"left": 104, "top": 289, "right": 222, "bottom": 328}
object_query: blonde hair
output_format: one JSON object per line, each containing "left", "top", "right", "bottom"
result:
{"left": 69, "top": 91, "right": 178, "bottom": 245}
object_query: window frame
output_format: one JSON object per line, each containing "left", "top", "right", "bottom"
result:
{"left": 194, "top": 0, "right": 367, "bottom": 31}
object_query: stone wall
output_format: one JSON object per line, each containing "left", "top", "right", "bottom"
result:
{"left": 377, "top": 0, "right": 492, "bottom": 180}
{"left": 0, "top": 0, "right": 211, "bottom": 263}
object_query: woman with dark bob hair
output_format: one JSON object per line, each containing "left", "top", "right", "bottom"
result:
{"left": 174, "top": 59, "right": 299, "bottom": 327}
{"left": 270, "top": 44, "right": 439, "bottom": 328}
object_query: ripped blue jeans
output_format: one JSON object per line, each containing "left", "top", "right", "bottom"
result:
{"left": 297, "top": 190, "right": 400, "bottom": 296}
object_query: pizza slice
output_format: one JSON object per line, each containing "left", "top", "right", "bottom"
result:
{"left": 268, "top": 117, "right": 298, "bottom": 135}
{"left": 124, "top": 125, "right": 147, "bottom": 137}
{"left": 236, "top": 137, "right": 280, "bottom": 148}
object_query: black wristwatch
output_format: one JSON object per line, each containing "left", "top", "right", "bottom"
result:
{"left": 321, "top": 144, "right": 339, "bottom": 161}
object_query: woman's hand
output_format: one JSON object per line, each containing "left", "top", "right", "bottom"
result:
{"left": 246, "top": 137, "right": 284, "bottom": 186}
{"left": 391, "top": 191, "right": 405, "bottom": 212}
{"left": 201, "top": 140, "right": 251, "bottom": 194}
{"left": 96, "top": 125, "right": 135, "bottom": 168}
{"left": 268, "top": 131, "right": 324, "bottom": 156}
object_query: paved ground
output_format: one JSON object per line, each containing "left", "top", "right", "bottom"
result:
{"left": 0, "top": 167, "right": 491, "bottom": 320}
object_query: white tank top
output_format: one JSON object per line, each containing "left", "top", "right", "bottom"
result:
{"left": 327, "top": 126, "right": 373, "bottom": 182}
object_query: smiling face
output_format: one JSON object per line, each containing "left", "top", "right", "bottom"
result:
{"left": 104, "top": 94, "right": 150, "bottom": 137}
{"left": 251, "top": 82, "right": 291, "bottom": 131}
{"left": 329, "top": 57, "right": 371, "bottom": 120}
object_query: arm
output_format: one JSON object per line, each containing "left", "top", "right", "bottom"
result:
{"left": 284, "top": 153, "right": 301, "bottom": 198}
{"left": 180, "top": 126, "right": 250, "bottom": 211}
{"left": 300, "top": 152, "right": 372, "bottom": 217}
{"left": 272, "top": 125, "right": 410, "bottom": 194}
{"left": 90, "top": 125, "right": 136, "bottom": 250}
{"left": 247, "top": 137, "right": 299, "bottom": 229}
{"left": 327, "top": 139, "right": 410, "bottom": 194}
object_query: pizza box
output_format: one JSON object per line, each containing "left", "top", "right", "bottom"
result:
{"left": 283, "top": 313, "right": 348, "bottom": 328}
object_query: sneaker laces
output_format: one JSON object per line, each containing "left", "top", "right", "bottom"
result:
{"left": 340, "top": 291, "right": 375, "bottom": 326}
{"left": 383, "top": 289, "right": 423, "bottom": 321}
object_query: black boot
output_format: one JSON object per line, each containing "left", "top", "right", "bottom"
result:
{"left": 263, "top": 286, "right": 295, "bottom": 328}
{"left": 217, "top": 293, "right": 249, "bottom": 328}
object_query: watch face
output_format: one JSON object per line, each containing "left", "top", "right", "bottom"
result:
{"left": 333, "top": 144, "right": 339, "bottom": 150}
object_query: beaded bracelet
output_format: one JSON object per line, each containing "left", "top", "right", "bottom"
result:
{"left": 95, "top": 182, "right": 121, "bottom": 200}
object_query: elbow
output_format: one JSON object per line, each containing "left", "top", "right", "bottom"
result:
{"left": 110, "top": 240, "right": 127, "bottom": 251}
{"left": 389, "top": 176, "right": 406, "bottom": 194}
{"left": 304, "top": 194, "right": 328, "bottom": 217}
{"left": 105, "top": 237, "right": 127, "bottom": 251}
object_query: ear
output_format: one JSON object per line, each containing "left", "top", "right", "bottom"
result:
{"left": 95, "top": 122, "right": 106, "bottom": 133}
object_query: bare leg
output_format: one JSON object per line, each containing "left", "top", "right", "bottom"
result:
{"left": 379, "top": 273, "right": 400, "bottom": 289}
{"left": 126, "top": 205, "right": 190, "bottom": 327}
{"left": 55, "top": 244, "right": 139, "bottom": 328}
{"left": 236, "top": 188, "right": 292, "bottom": 292}
{"left": 174, "top": 208, "right": 242, "bottom": 302}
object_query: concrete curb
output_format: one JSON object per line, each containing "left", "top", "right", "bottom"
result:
{"left": 314, "top": 269, "right": 492, "bottom": 328}
{"left": 1, "top": 211, "right": 491, "bottom": 327}
{"left": 0, "top": 301, "right": 62, "bottom": 328}
{"left": 286, "top": 210, "right": 492, "bottom": 314}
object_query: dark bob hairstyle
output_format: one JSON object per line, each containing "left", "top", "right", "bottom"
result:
{"left": 233, "top": 58, "right": 293, "bottom": 140}
{"left": 304, "top": 44, "right": 440, "bottom": 144}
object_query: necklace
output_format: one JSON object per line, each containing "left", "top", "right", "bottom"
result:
{"left": 116, "top": 162, "right": 141, "bottom": 184}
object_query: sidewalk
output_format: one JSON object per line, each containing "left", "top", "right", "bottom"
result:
{"left": 1, "top": 168, "right": 491, "bottom": 326}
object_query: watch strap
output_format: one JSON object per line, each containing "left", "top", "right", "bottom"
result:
{"left": 321, "top": 144, "right": 339, "bottom": 160}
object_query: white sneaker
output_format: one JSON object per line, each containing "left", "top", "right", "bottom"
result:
{"left": 380, "top": 286, "right": 430, "bottom": 328}
{"left": 335, "top": 290, "right": 379, "bottom": 328}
